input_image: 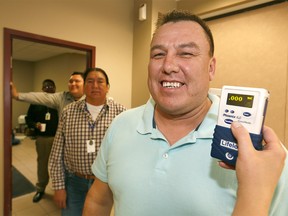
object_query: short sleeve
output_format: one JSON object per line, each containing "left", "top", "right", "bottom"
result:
{"left": 91, "top": 130, "right": 110, "bottom": 183}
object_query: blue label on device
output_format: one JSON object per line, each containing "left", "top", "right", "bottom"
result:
{"left": 211, "top": 125, "right": 263, "bottom": 166}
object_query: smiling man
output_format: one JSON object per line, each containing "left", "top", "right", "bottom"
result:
{"left": 11, "top": 71, "right": 85, "bottom": 115}
{"left": 49, "top": 67, "right": 126, "bottom": 216}
{"left": 82, "top": 11, "right": 288, "bottom": 216}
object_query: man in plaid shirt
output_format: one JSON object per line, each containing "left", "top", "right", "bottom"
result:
{"left": 49, "top": 67, "right": 126, "bottom": 216}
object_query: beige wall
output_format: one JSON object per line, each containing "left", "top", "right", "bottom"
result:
{"left": 33, "top": 54, "right": 87, "bottom": 92}
{"left": 12, "top": 61, "right": 34, "bottom": 129}
{"left": 207, "top": 3, "right": 288, "bottom": 145}
{"left": 1, "top": 1, "right": 134, "bottom": 108}
{"left": 0, "top": 0, "right": 134, "bottom": 212}
{"left": 132, "top": 0, "right": 152, "bottom": 107}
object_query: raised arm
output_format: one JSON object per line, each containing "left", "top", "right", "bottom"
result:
{"left": 223, "top": 122, "right": 286, "bottom": 216}
{"left": 83, "top": 177, "right": 113, "bottom": 216}
{"left": 10, "top": 82, "right": 63, "bottom": 113}
{"left": 10, "top": 82, "right": 19, "bottom": 99}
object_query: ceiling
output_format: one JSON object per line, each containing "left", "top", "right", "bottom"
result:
{"left": 12, "top": 0, "right": 279, "bottom": 62}
{"left": 177, "top": 0, "right": 279, "bottom": 18}
{"left": 12, "top": 39, "right": 86, "bottom": 62}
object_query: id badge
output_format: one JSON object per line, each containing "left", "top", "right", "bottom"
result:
{"left": 45, "top": 112, "right": 51, "bottom": 120}
{"left": 86, "top": 140, "right": 95, "bottom": 153}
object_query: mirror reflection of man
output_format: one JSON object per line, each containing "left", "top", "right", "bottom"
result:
{"left": 10, "top": 71, "right": 85, "bottom": 115}
{"left": 25, "top": 79, "right": 58, "bottom": 203}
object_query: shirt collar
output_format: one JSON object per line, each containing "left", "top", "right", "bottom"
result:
{"left": 137, "top": 94, "right": 219, "bottom": 139}
{"left": 66, "top": 91, "right": 86, "bottom": 102}
{"left": 196, "top": 93, "right": 219, "bottom": 138}
{"left": 78, "top": 97, "right": 111, "bottom": 112}
{"left": 136, "top": 97, "right": 155, "bottom": 134}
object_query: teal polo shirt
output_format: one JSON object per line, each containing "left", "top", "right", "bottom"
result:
{"left": 92, "top": 94, "right": 288, "bottom": 216}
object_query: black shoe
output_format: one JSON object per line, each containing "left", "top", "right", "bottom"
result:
{"left": 33, "top": 192, "right": 44, "bottom": 203}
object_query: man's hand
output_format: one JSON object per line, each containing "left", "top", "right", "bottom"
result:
{"left": 222, "top": 122, "right": 286, "bottom": 216}
{"left": 222, "top": 122, "right": 286, "bottom": 190}
{"left": 54, "top": 189, "right": 67, "bottom": 209}
{"left": 10, "top": 82, "right": 19, "bottom": 99}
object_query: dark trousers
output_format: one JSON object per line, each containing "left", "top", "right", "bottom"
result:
{"left": 35, "top": 136, "right": 54, "bottom": 192}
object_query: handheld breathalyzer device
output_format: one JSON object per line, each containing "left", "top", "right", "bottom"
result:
{"left": 211, "top": 85, "right": 269, "bottom": 165}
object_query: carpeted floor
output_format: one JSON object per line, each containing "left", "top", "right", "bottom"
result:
{"left": 12, "top": 166, "right": 35, "bottom": 198}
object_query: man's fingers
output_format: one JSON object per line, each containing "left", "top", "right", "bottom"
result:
{"left": 262, "top": 126, "right": 279, "bottom": 149}
{"left": 218, "top": 161, "right": 235, "bottom": 170}
{"left": 231, "top": 122, "right": 254, "bottom": 154}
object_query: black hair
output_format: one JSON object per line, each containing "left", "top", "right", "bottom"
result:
{"left": 83, "top": 67, "right": 110, "bottom": 85}
{"left": 71, "top": 71, "right": 84, "bottom": 79}
{"left": 155, "top": 10, "right": 214, "bottom": 57}
{"left": 42, "top": 79, "right": 55, "bottom": 87}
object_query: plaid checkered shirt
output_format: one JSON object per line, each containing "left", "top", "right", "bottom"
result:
{"left": 49, "top": 98, "right": 126, "bottom": 190}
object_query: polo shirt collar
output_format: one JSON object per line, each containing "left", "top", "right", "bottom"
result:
{"left": 196, "top": 93, "right": 219, "bottom": 138}
{"left": 67, "top": 91, "right": 76, "bottom": 102}
{"left": 137, "top": 97, "right": 155, "bottom": 134}
{"left": 137, "top": 94, "right": 219, "bottom": 140}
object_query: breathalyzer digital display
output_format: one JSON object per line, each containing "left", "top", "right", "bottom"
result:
{"left": 211, "top": 85, "right": 269, "bottom": 165}
{"left": 226, "top": 93, "right": 254, "bottom": 108}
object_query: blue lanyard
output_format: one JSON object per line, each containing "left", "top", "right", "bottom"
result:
{"left": 85, "top": 103, "right": 96, "bottom": 141}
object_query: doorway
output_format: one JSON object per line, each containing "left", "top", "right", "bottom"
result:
{"left": 3, "top": 28, "right": 95, "bottom": 215}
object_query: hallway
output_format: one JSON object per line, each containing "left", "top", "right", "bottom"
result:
{"left": 12, "top": 135, "right": 61, "bottom": 216}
